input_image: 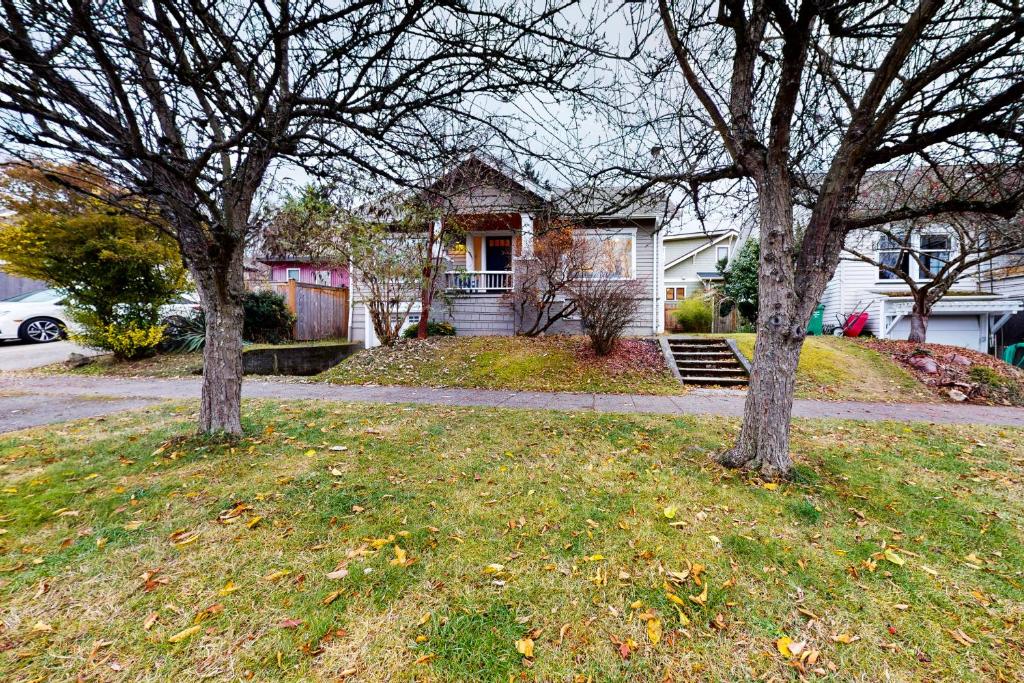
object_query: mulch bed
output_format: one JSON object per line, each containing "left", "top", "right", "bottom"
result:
{"left": 859, "top": 338, "right": 1024, "bottom": 406}
{"left": 573, "top": 337, "right": 667, "bottom": 375}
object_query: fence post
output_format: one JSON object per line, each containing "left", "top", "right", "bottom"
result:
{"left": 286, "top": 278, "right": 299, "bottom": 340}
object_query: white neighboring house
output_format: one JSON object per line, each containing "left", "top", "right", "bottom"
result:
{"left": 820, "top": 229, "right": 1023, "bottom": 352}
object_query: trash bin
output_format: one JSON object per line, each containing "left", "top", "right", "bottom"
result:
{"left": 807, "top": 304, "right": 825, "bottom": 336}
{"left": 1003, "top": 342, "right": 1024, "bottom": 368}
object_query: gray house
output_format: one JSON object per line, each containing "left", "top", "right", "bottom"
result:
{"left": 349, "top": 159, "right": 668, "bottom": 347}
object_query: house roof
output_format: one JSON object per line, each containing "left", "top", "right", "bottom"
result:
{"left": 663, "top": 230, "right": 738, "bottom": 270}
{"left": 696, "top": 271, "right": 724, "bottom": 279}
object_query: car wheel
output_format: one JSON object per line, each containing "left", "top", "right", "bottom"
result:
{"left": 18, "top": 317, "right": 65, "bottom": 343}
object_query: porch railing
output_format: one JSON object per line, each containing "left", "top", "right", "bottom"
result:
{"left": 444, "top": 270, "right": 513, "bottom": 292}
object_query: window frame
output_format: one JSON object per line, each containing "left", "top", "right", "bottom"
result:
{"left": 579, "top": 229, "right": 637, "bottom": 280}
{"left": 313, "top": 269, "right": 332, "bottom": 286}
{"left": 875, "top": 232, "right": 954, "bottom": 282}
{"left": 285, "top": 267, "right": 301, "bottom": 282}
{"left": 716, "top": 245, "right": 730, "bottom": 265}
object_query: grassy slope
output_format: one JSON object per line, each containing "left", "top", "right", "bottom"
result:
{"left": 729, "top": 333, "right": 931, "bottom": 402}
{"left": 321, "top": 336, "right": 682, "bottom": 395}
{"left": 2, "top": 403, "right": 1023, "bottom": 681}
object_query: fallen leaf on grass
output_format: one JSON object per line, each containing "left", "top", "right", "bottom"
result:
{"left": 483, "top": 563, "right": 505, "bottom": 574}
{"left": 515, "top": 637, "right": 535, "bottom": 658}
{"left": 883, "top": 549, "right": 905, "bottom": 566}
{"left": 777, "top": 637, "right": 794, "bottom": 657}
{"left": 31, "top": 621, "right": 54, "bottom": 633}
{"left": 326, "top": 568, "right": 349, "bottom": 580}
{"left": 322, "top": 591, "right": 342, "bottom": 606}
{"left": 218, "top": 580, "right": 240, "bottom": 596}
{"left": 948, "top": 628, "right": 977, "bottom": 647}
{"left": 830, "top": 633, "right": 860, "bottom": 644}
{"left": 264, "top": 569, "right": 291, "bottom": 582}
{"left": 143, "top": 612, "right": 159, "bottom": 631}
{"left": 278, "top": 618, "right": 303, "bottom": 629}
{"left": 646, "top": 618, "right": 662, "bottom": 646}
{"left": 167, "top": 625, "right": 201, "bottom": 643}
{"left": 662, "top": 506, "right": 677, "bottom": 519}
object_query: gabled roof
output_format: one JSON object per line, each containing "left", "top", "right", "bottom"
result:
{"left": 664, "top": 230, "right": 738, "bottom": 270}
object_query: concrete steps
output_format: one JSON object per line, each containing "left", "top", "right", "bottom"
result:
{"left": 667, "top": 337, "right": 749, "bottom": 387}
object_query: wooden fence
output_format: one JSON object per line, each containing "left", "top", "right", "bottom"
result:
{"left": 255, "top": 280, "right": 349, "bottom": 341}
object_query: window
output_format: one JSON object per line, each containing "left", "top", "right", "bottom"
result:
{"left": 285, "top": 267, "right": 301, "bottom": 281}
{"left": 716, "top": 245, "right": 730, "bottom": 265}
{"left": 314, "top": 270, "right": 331, "bottom": 286}
{"left": 582, "top": 233, "right": 635, "bottom": 279}
{"left": 876, "top": 235, "right": 910, "bottom": 280}
{"left": 876, "top": 233, "right": 952, "bottom": 281}
{"left": 665, "top": 286, "right": 686, "bottom": 301}
{"left": 918, "top": 234, "right": 950, "bottom": 277}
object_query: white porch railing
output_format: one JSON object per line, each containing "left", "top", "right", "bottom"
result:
{"left": 444, "top": 270, "right": 513, "bottom": 292}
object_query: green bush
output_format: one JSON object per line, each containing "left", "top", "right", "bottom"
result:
{"left": 673, "top": 296, "right": 713, "bottom": 333}
{"left": 243, "top": 290, "right": 295, "bottom": 344}
{"left": 403, "top": 320, "right": 456, "bottom": 339}
{"left": 74, "top": 318, "right": 164, "bottom": 360}
{"left": 968, "top": 365, "right": 1005, "bottom": 388}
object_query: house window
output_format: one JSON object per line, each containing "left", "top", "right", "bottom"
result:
{"left": 918, "top": 234, "right": 950, "bottom": 277}
{"left": 582, "top": 233, "right": 635, "bottom": 279}
{"left": 876, "top": 233, "right": 952, "bottom": 280}
{"left": 285, "top": 267, "right": 301, "bottom": 281}
{"left": 716, "top": 246, "right": 730, "bottom": 265}
{"left": 313, "top": 270, "right": 331, "bottom": 286}
{"left": 665, "top": 286, "right": 686, "bottom": 301}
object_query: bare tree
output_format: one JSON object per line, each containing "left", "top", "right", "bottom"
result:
{"left": 0, "top": 0, "right": 599, "bottom": 435}
{"left": 592, "top": 1, "right": 1024, "bottom": 478}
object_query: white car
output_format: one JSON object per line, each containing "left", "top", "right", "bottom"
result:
{"left": 0, "top": 289, "right": 71, "bottom": 343}
{"left": 0, "top": 289, "right": 202, "bottom": 344}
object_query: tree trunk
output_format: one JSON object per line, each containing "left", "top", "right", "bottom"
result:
{"left": 189, "top": 246, "right": 246, "bottom": 436}
{"left": 907, "top": 310, "right": 928, "bottom": 342}
{"left": 716, "top": 174, "right": 806, "bottom": 479}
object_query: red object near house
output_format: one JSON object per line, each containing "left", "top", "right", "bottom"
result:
{"left": 843, "top": 312, "right": 868, "bottom": 337}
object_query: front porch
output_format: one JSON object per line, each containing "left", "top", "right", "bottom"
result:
{"left": 442, "top": 211, "right": 534, "bottom": 294}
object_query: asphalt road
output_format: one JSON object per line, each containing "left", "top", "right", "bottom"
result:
{"left": 0, "top": 340, "right": 102, "bottom": 372}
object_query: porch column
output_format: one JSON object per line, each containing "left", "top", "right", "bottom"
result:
{"left": 519, "top": 212, "right": 534, "bottom": 257}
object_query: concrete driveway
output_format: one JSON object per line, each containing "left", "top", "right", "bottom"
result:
{"left": 0, "top": 340, "right": 103, "bottom": 372}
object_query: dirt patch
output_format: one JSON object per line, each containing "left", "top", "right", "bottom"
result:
{"left": 859, "top": 339, "right": 1024, "bottom": 406}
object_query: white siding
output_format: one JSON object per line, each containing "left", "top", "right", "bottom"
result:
{"left": 821, "top": 229, "right": 987, "bottom": 338}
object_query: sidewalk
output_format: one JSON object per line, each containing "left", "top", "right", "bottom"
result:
{"left": 2, "top": 374, "right": 1022, "bottom": 433}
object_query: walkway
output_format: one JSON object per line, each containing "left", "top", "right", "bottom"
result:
{"left": 1, "top": 375, "right": 1022, "bottom": 434}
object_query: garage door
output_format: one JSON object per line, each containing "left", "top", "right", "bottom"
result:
{"left": 889, "top": 314, "right": 983, "bottom": 351}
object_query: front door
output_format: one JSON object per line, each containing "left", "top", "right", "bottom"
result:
{"left": 485, "top": 236, "right": 512, "bottom": 272}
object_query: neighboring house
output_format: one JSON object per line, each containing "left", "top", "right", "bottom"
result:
{"left": 349, "top": 158, "right": 667, "bottom": 348}
{"left": 661, "top": 229, "right": 738, "bottom": 326}
{"left": 820, "top": 229, "right": 1022, "bottom": 352}
{"left": 259, "top": 258, "right": 349, "bottom": 288}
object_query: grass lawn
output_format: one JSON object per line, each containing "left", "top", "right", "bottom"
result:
{"left": 2, "top": 403, "right": 1023, "bottom": 681}
{"left": 728, "top": 333, "right": 931, "bottom": 402}
{"left": 321, "top": 336, "right": 683, "bottom": 395}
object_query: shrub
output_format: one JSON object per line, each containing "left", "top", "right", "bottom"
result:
{"left": 75, "top": 319, "right": 164, "bottom": 360}
{"left": 673, "top": 295, "right": 713, "bottom": 333}
{"left": 719, "top": 239, "right": 759, "bottom": 323}
{"left": 402, "top": 321, "right": 455, "bottom": 339}
{"left": 570, "top": 277, "right": 643, "bottom": 356}
{"left": 968, "top": 365, "right": 1005, "bottom": 388}
{"left": 243, "top": 290, "right": 295, "bottom": 344}
{"left": 161, "top": 314, "right": 206, "bottom": 353}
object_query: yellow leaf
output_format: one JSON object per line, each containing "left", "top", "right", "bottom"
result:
{"left": 662, "top": 506, "right": 677, "bottom": 519}
{"left": 246, "top": 516, "right": 262, "bottom": 529}
{"left": 304, "top": 449, "right": 316, "bottom": 456}
{"left": 418, "top": 613, "right": 431, "bottom": 626}
{"left": 777, "top": 636, "right": 794, "bottom": 657}
{"left": 688, "top": 583, "right": 708, "bottom": 606}
{"left": 646, "top": 618, "right": 662, "bottom": 646}
{"left": 762, "top": 482, "right": 779, "bottom": 490}
{"left": 515, "top": 637, "right": 534, "bottom": 658}
{"left": 883, "top": 549, "right": 905, "bottom": 566}
{"left": 167, "top": 625, "right": 202, "bottom": 643}
{"left": 322, "top": 590, "right": 342, "bottom": 606}
{"left": 31, "top": 621, "right": 54, "bottom": 633}
{"left": 629, "top": 599, "right": 644, "bottom": 610}
{"left": 263, "top": 569, "right": 291, "bottom": 582}
{"left": 218, "top": 580, "right": 240, "bottom": 596}
{"left": 483, "top": 563, "right": 505, "bottom": 574}
{"left": 390, "top": 546, "right": 408, "bottom": 566}
{"left": 830, "top": 632, "right": 859, "bottom": 644}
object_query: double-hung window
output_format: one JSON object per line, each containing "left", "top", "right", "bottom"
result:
{"left": 876, "top": 233, "right": 952, "bottom": 281}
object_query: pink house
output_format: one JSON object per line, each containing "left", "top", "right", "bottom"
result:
{"left": 261, "top": 260, "right": 349, "bottom": 288}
